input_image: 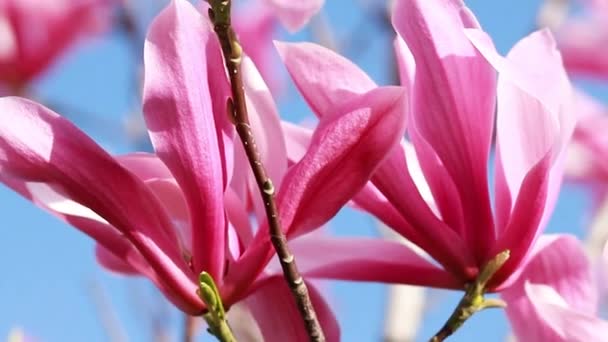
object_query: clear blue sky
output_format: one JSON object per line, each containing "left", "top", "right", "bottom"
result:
{"left": 0, "top": 0, "right": 603, "bottom": 341}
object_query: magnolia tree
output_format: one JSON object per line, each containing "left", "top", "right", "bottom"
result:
{"left": 1, "top": 0, "right": 607, "bottom": 341}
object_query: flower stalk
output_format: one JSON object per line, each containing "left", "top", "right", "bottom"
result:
{"left": 207, "top": 1, "right": 326, "bottom": 341}
{"left": 198, "top": 272, "right": 237, "bottom": 342}
{"left": 429, "top": 250, "right": 511, "bottom": 342}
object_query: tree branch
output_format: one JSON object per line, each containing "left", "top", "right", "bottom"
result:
{"left": 207, "top": 1, "right": 326, "bottom": 341}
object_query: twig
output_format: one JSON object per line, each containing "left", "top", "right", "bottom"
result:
{"left": 207, "top": 1, "right": 326, "bottom": 341}
{"left": 429, "top": 251, "right": 510, "bottom": 342}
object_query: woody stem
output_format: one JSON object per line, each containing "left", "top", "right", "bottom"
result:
{"left": 207, "top": 1, "right": 326, "bottom": 341}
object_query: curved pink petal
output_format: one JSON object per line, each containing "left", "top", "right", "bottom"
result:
{"left": 143, "top": 0, "right": 226, "bottom": 278}
{"left": 281, "top": 120, "right": 314, "bottom": 165}
{"left": 502, "top": 234, "right": 597, "bottom": 340}
{"left": 275, "top": 41, "right": 376, "bottom": 118}
{"left": 263, "top": 0, "right": 324, "bottom": 32}
{"left": 244, "top": 276, "right": 339, "bottom": 341}
{"left": 96, "top": 243, "right": 141, "bottom": 275}
{"left": 2, "top": 174, "right": 148, "bottom": 278}
{"left": 1, "top": 173, "right": 159, "bottom": 282}
{"left": 116, "top": 153, "right": 192, "bottom": 251}
{"left": 393, "top": 0, "right": 496, "bottom": 263}
{"left": 515, "top": 283, "right": 608, "bottom": 341}
{"left": 278, "top": 86, "right": 407, "bottom": 237}
{"left": 467, "top": 29, "right": 575, "bottom": 283}
{"left": 351, "top": 184, "right": 413, "bottom": 238}
{"left": 280, "top": 236, "right": 459, "bottom": 288}
{"left": 225, "top": 86, "right": 408, "bottom": 297}
{"left": 468, "top": 28, "right": 574, "bottom": 231}
{"left": 0, "top": 97, "right": 202, "bottom": 313}
{"left": 225, "top": 188, "right": 254, "bottom": 248}
{"left": 394, "top": 36, "right": 466, "bottom": 240}
{"left": 491, "top": 154, "right": 552, "bottom": 287}
{"left": 369, "top": 142, "right": 473, "bottom": 280}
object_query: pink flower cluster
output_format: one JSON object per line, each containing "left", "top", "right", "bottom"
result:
{"left": 0, "top": 0, "right": 606, "bottom": 340}
{"left": 0, "top": 0, "right": 113, "bottom": 90}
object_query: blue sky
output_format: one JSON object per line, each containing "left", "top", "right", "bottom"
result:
{"left": 0, "top": 0, "right": 603, "bottom": 341}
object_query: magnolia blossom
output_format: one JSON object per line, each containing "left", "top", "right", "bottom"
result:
{"left": 276, "top": 0, "right": 578, "bottom": 327}
{"left": 0, "top": 0, "right": 113, "bottom": 90}
{"left": 0, "top": 0, "right": 408, "bottom": 340}
{"left": 501, "top": 235, "right": 608, "bottom": 341}
{"left": 564, "top": 92, "right": 608, "bottom": 256}
{"left": 553, "top": 0, "right": 608, "bottom": 78}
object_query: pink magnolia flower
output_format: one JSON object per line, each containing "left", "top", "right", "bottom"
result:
{"left": 553, "top": 0, "right": 608, "bottom": 78}
{"left": 0, "top": 0, "right": 113, "bottom": 90}
{"left": 565, "top": 92, "right": 608, "bottom": 188}
{"left": 501, "top": 234, "right": 608, "bottom": 341}
{"left": 276, "top": 0, "right": 575, "bottom": 294}
{"left": 563, "top": 92, "right": 608, "bottom": 255}
{"left": 0, "top": 0, "right": 407, "bottom": 339}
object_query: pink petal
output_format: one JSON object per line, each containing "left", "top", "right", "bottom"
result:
{"left": 2, "top": 175, "right": 153, "bottom": 279}
{"left": 0, "top": 98, "right": 201, "bottom": 313}
{"left": 369, "top": 142, "right": 473, "bottom": 280}
{"left": 225, "top": 86, "right": 408, "bottom": 297}
{"left": 280, "top": 236, "right": 459, "bottom": 288}
{"left": 263, "top": 0, "right": 324, "bottom": 32}
{"left": 96, "top": 243, "right": 141, "bottom": 275}
{"left": 143, "top": 0, "right": 226, "bottom": 278}
{"left": 225, "top": 188, "right": 254, "bottom": 248}
{"left": 244, "top": 276, "right": 339, "bottom": 341}
{"left": 467, "top": 29, "right": 576, "bottom": 282}
{"left": 351, "top": 183, "right": 413, "bottom": 238}
{"left": 501, "top": 234, "right": 598, "bottom": 340}
{"left": 491, "top": 154, "right": 552, "bottom": 287}
{"left": 394, "top": 36, "right": 466, "bottom": 239}
{"left": 468, "top": 28, "right": 574, "bottom": 230}
{"left": 275, "top": 41, "right": 376, "bottom": 118}
{"left": 393, "top": 0, "right": 497, "bottom": 262}
{"left": 278, "top": 86, "right": 407, "bottom": 237}
{"left": 116, "top": 153, "right": 192, "bottom": 250}
{"left": 281, "top": 120, "right": 314, "bottom": 165}
{"left": 518, "top": 283, "right": 608, "bottom": 341}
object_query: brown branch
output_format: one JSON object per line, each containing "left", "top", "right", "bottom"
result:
{"left": 207, "top": 1, "right": 325, "bottom": 341}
